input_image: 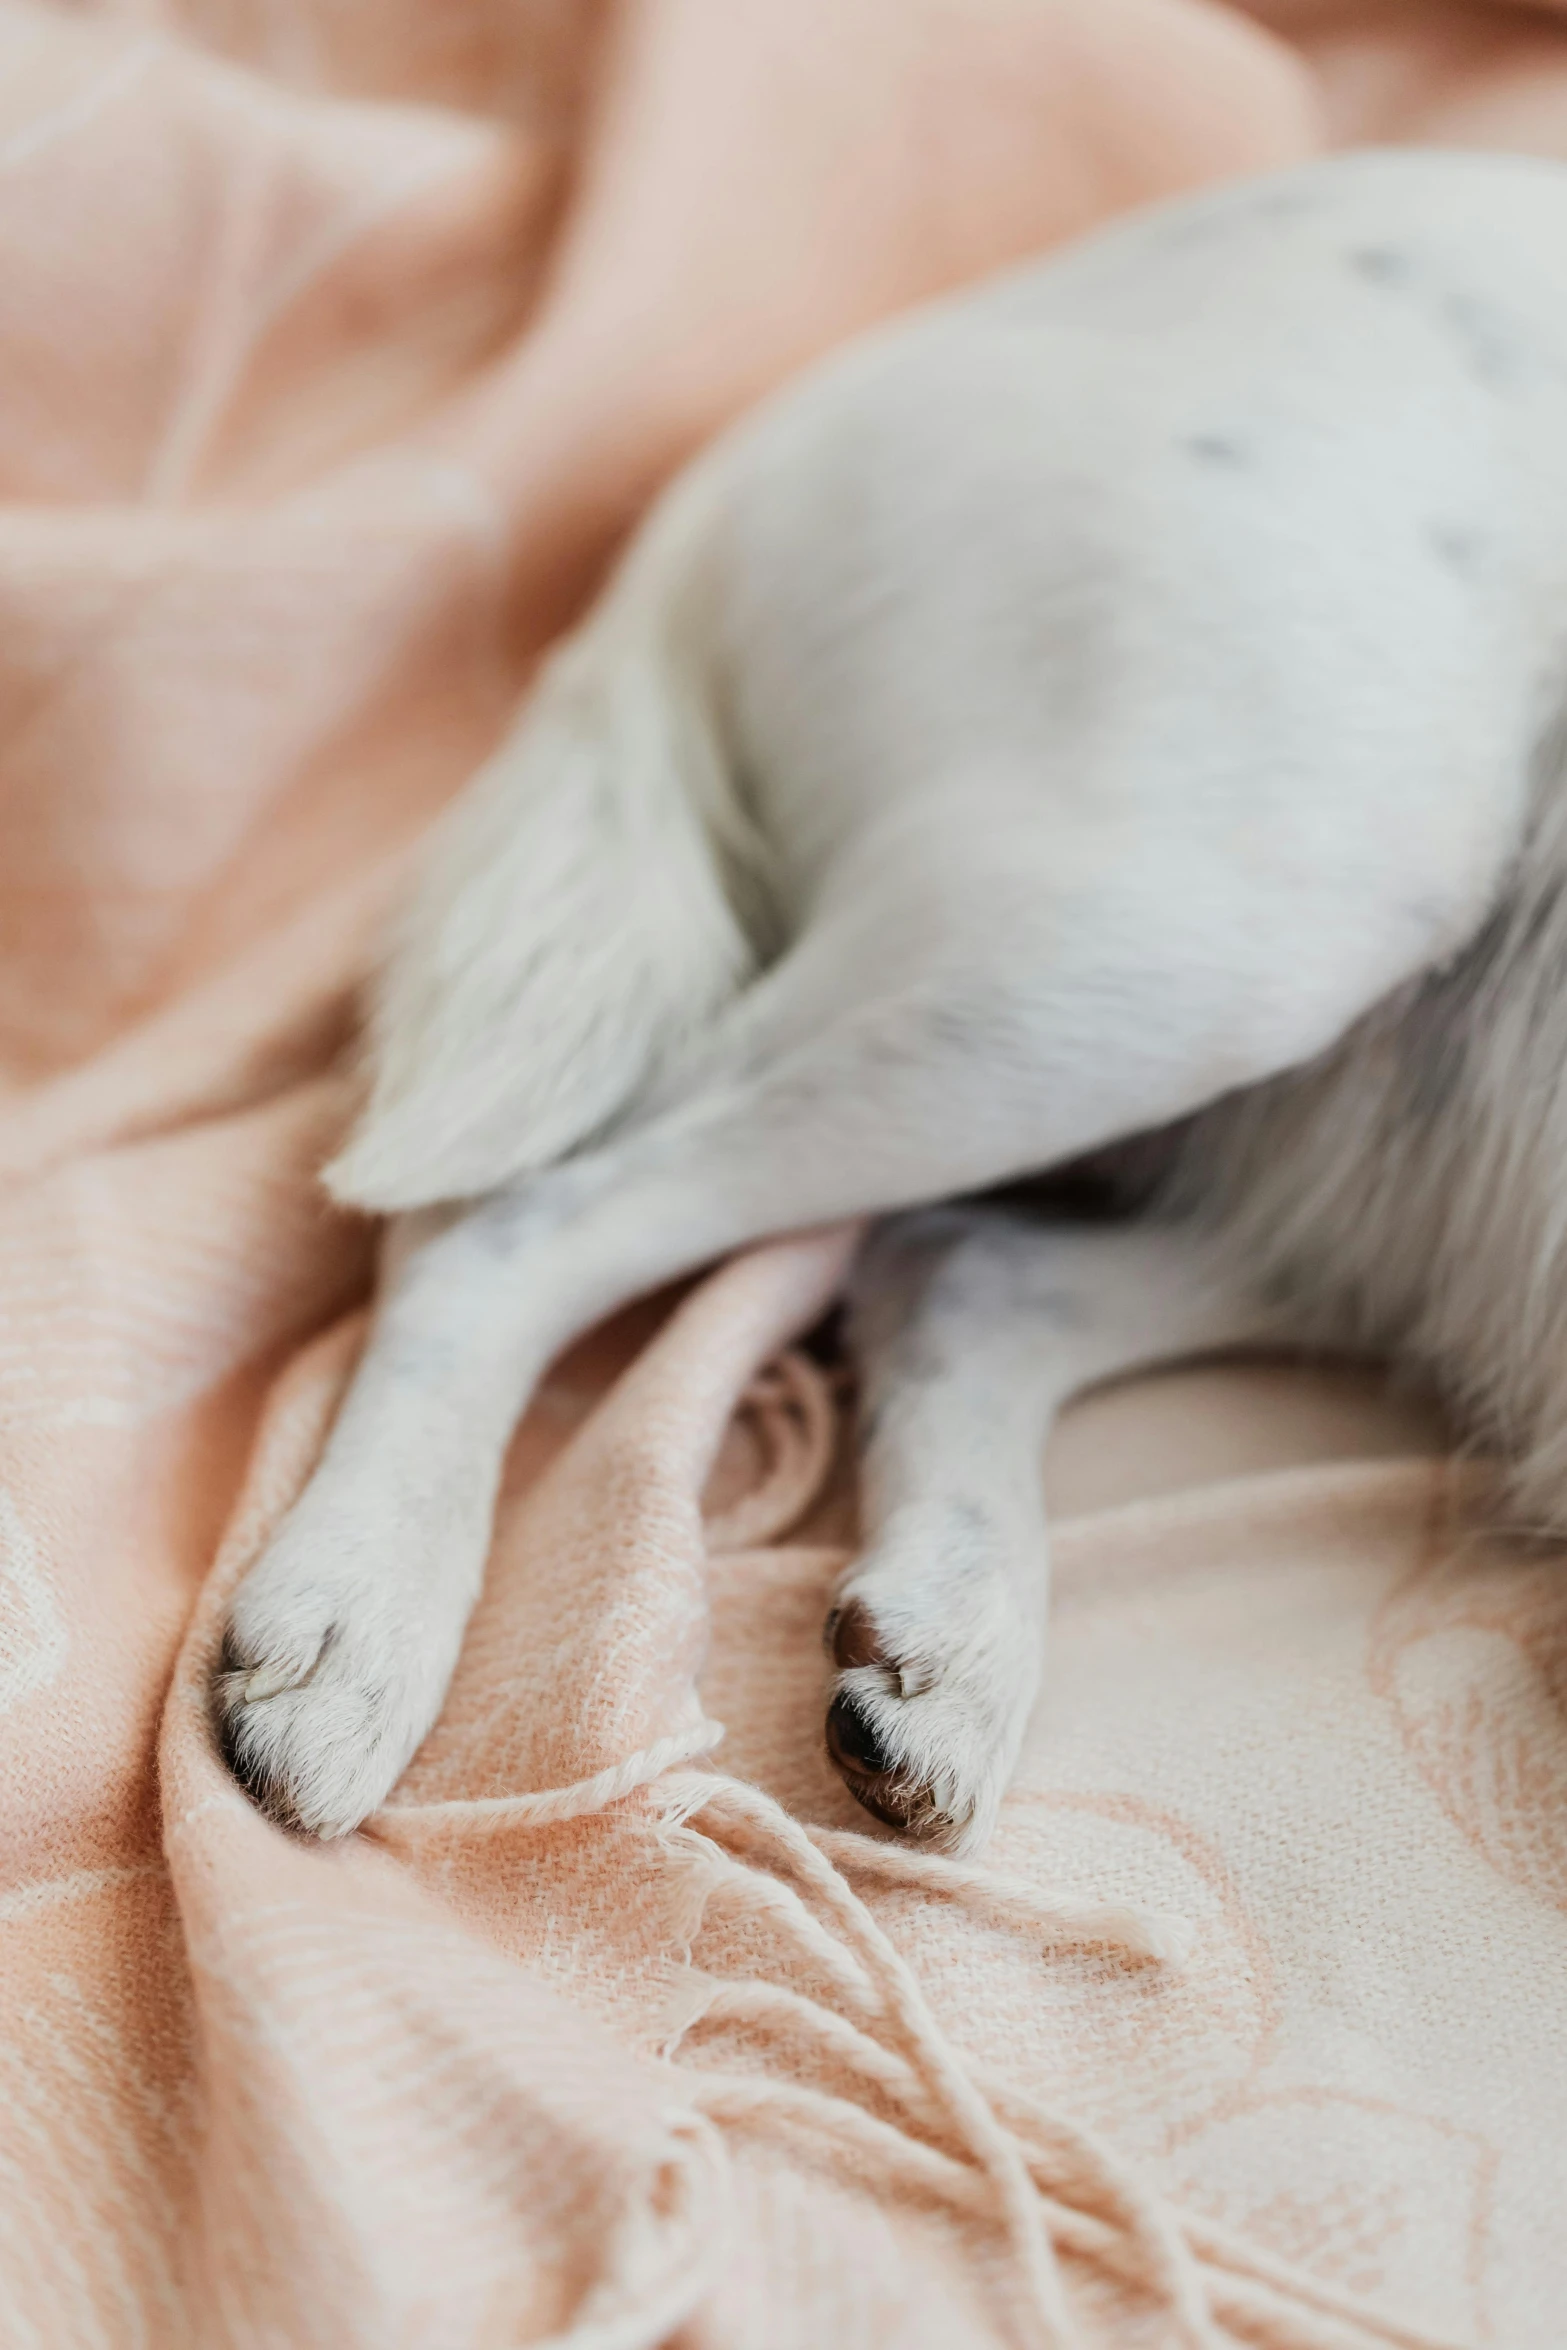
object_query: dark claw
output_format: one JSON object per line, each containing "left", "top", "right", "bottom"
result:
{"left": 216, "top": 1624, "right": 251, "bottom": 1682}
{"left": 214, "top": 1684, "right": 285, "bottom": 1819}
{"left": 824, "top": 1597, "right": 889, "bottom": 1670}
{"left": 213, "top": 1629, "right": 259, "bottom": 1790}
{"left": 211, "top": 1626, "right": 323, "bottom": 1833}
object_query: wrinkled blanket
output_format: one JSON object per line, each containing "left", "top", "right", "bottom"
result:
{"left": 5, "top": 4, "right": 1567, "bottom": 2343}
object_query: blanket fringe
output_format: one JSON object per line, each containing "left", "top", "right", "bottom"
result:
{"left": 653, "top": 1772, "right": 1471, "bottom": 2350}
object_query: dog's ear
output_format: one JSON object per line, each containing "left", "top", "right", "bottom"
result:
{"left": 323, "top": 618, "right": 757, "bottom": 1215}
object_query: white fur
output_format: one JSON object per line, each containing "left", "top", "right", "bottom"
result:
{"left": 828, "top": 1211, "right": 1269, "bottom": 1849}
{"left": 217, "top": 151, "right": 1567, "bottom": 1848}
{"left": 325, "top": 471, "right": 764, "bottom": 1212}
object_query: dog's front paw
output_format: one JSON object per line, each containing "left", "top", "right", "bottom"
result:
{"left": 821, "top": 1581, "right": 1036, "bottom": 1857}
{"left": 212, "top": 1519, "right": 462, "bottom": 1838}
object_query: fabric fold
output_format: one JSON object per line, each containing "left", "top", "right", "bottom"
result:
{"left": 5, "top": 2, "right": 1567, "bottom": 2340}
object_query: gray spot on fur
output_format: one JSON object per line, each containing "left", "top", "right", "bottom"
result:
{"left": 1426, "top": 522, "right": 1486, "bottom": 580}
{"left": 1400, "top": 895, "right": 1453, "bottom": 940}
{"left": 1348, "top": 245, "right": 1414, "bottom": 289}
{"left": 943, "top": 1499, "right": 999, "bottom": 1562}
{"left": 1441, "top": 292, "right": 1526, "bottom": 391}
{"left": 1344, "top": 253, "right": 1533, "bottom": 391}
{"left": 1185, "top": 432, "right": 1249, "bottom": 469}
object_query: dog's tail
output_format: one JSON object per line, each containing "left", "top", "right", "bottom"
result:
{"left": 323, "top": 467, "right": 766, "bottom": 1214}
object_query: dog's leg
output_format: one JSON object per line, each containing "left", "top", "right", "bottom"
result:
{"left": 215, "top": 1029, "right": 947, "bottom": 1842}
{"left": 215, "top": 801, "right": 1387, "bottom": 1843}
{"left": 217, "top": 950, "right": 1092, "bottom": 1843}
{"left": 825, "top": 1206, "right": 1273, "bottom": 1853}
{"left": 214, "top": 1153, "right": 761, "bottom": 1841}
{"left": 211, "top": 817, "right": 1380, "bottom": 1844}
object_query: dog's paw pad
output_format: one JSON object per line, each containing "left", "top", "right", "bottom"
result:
{"left": 821, "top": 1601, "right": 1007, "bottom": 1851}
{"left": 824, "top": 1685, "right": 951, "bottom": 1838}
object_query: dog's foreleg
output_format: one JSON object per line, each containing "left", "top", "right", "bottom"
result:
{"left": 215, "top": 1195, "right": 563, "bottom": 1838}
{"left": 215, "top": 1015, "right": 1004, "bottom": 1840}
{"left": 216, "top": 800, "right": 1365, "bottom": 1842}
{"left": 826, "top": 1207, "right": 1274, "bottom": 1853}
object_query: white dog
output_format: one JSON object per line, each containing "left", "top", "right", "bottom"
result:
{"left": 216, "top": 148, "right": 1567, "bottom": 1852}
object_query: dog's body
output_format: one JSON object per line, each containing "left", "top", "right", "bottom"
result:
{"left": 217, "top": 149, "right": 1567, "bottom": 1850}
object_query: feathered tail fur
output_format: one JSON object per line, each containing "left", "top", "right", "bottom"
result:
{"left": 325, "top": 469, "right": 764, "bottom": 1213}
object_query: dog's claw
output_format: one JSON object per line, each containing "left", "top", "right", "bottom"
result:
{"left": 241, "top": 1662, "right": 308, "bottom": 1703}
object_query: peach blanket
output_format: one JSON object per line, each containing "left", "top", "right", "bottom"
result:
{"left": 5, "top": 4, "right": 1567, "bottom": 2343}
